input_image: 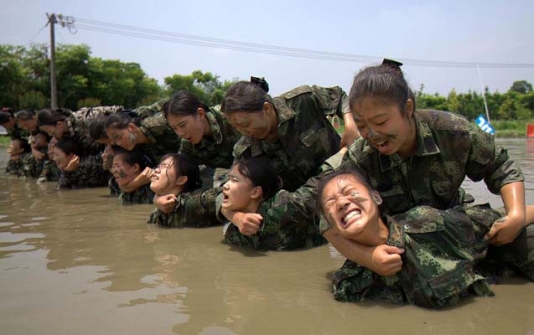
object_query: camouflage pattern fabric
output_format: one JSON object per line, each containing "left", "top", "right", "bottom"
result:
{"left": 108, "top": 177, "right": 121, "bottom": 197}
{"left": 147, "top": 187, "right": 221, "bottom": 228}
{"left": 133, "top": 99, "right": 167, "bottom": 119}
{"left": 118, "top": 183, "right": 155, "bottom": 205}
{"left": 21, "top": 147, "right": 47, "bottom": 178}
{"left": 5, "top": 155, "right": 28, "bottom": 176}
{"left": 232, "top": 85, "right": 347, "bottom": 191}
{"left": 57, "top": 155, "right": 108, "bottom": 189}
{"left": 179, "top": 106, "right": 241, "bottom": 169}
{"left": 38, "top": 159, "right": 61, "bottom": 182}
{"left": 137, "top": 112, "right": 181, "bottom": 165}
{"left": 332, "top": 205, "right": 534, "bottom": 308}
{"left": 6, "top": 125, "right": 30, "bottom": 140}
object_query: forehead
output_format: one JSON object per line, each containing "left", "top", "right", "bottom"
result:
{"left": 323, "top": 174, "right": 364, "bottom": 195}
{"left": 166, "top": 114, "right": 192, "bottom": 123}
{"left": 354, "top": 97, "right": 400, "bottom": 116}
{"left": 227, "top": 111, "right": 259, "bottom": 124}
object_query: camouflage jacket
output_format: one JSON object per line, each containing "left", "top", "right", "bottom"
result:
{"left": 119, "top": 183, "right": 155, "bottom": 205}
{"left": 233, "top": 85, "right": 347, "bottom": 191}
{"left": 147, "top": 187, "right": 221, "bottom": 228}
{"left": 21, "top": 147, "right": 48, "bottom": 178}
{"left": 133, "top": 99, "right": 167, "bottom": 119}
{"left": 179, "top": 106, "right": 241, "bottom": 169}
{"left": 6, "top": 125, "right": 30, "bottom": 140}
{"left": 38, "top": 159, "right": 61, "bottom": 182}
{"left": 137, "top": 112, "right": 181, "bottom": 165}
{"left": 5, "top": 155, "right": 28, "bottom": 176}
{"left": 57, "top": 155, "right": 108, "bottom": 189}
{"left": 341, "top": 109, "right": 524, "bottom": 215}
{"left": 332, "top": 205, "right": 500, "bottom": 308}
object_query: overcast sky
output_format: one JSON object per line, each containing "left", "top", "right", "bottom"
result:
{"left": 1, "top": 0, "right": 533, "bottom": 97}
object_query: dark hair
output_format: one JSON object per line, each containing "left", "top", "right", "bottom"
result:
{"left": 104, "top": 112, "right": 141, "bottom": 131}
{"left": 54, "top": 139, "right": 80, "bottom": 156}
{"left": 12, "top": 138, "right": 31, "bottom": 153}
{"left": 0, "top": 111, "right": 13, "bottom": 125}
{"left": 113, "top": 149, "right": 150, "bottom": 171}
{"left": 221, "top": 81, "right": 271, "bottom": 114}
{"left": 159, "top": 152, "right": 201, "bottom": 192}
{"left": 33, "top": 131, "right": 51, "bottom": 143}
{"left": 14, "top": 109, "right": 36, "bottom": 120}
{"left": 349, "top": 61, "right": 415, "bottom": 118}
{"left": 37, "top": 108, "right": 72, "bottom": 126}
{"left": 88, "top": 115, "right": 109, "bottom": 140}
{"left": 163, "top": 91, "right": 209, "bottom": 118}
{"left": 316, "top": 168, "right": 374, "bottom": 218}
{"left": 235, "top": 156, "right": 282, "bottom": 200}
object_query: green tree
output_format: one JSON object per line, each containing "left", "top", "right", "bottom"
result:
{"left": 509, "top": 80, "right": 533, "bottom": 94}
{"left": 164, "top": 70, "right": 236, "bottom": 106}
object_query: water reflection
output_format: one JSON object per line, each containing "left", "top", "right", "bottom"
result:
{"left": 0, "top": 139, "right": 534, "bottom": 334}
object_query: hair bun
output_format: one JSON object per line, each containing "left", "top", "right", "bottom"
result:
{"left": 382, "top": 58, "right": 403, "bottom": 70}
{"left": 250, "top": 76, "right": 269, "bottom": 93}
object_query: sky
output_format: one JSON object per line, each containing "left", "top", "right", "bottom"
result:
{"left": 1, "top": 0, "right": 534, "bottom": 97}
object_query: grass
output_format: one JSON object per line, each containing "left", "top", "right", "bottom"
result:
{"left": 0, "top": 136, "right": 9, "bottom": 147}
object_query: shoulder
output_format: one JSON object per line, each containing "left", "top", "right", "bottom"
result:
{"left": 416, "top": 109, "right": 470, "bottom": 132}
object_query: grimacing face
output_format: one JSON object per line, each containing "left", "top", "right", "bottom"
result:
{"left": 352, "top": 98, "right": 414, "bottom": 157}
{"left": 225, "top": 103, "right": 274, "bottom": 140}
{"left": 320, "top": 174, "right": 381, "bottom": 238}
{"left": 111, "top": 155, "right": 141, "bottom": 187}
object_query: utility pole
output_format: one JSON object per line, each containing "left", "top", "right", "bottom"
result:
{"left": 46, "top": 13, "right": 76, "bottom": 109}
{"left": 47, "top": 13, "right": 58, "bottom": 109}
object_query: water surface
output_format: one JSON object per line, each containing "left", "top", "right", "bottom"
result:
{"left": 1, "top": 138, "right": 533, "bottom": 334}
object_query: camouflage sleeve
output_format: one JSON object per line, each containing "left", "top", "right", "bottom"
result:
{"left": 21, "top": 152, "right": 45, "bottom": 178}
{"left": 150, "top": 187, "right": 220, "bottom": 228}
{"left": 310, "top": 85, "right": 350, "bottom": 118}
{"left": 60, "top": 154, "right": 107, "bottom": 188}
{"left": 465, "top": 122, "right": 524, "bottom": 194}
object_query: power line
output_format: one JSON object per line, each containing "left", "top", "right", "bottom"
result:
{"left": 71, "top": 16, "right": 534, "bottom": 69}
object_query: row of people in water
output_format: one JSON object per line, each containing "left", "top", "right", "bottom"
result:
{"left": 2, "top": 60, "right": 534, "bottom": 309}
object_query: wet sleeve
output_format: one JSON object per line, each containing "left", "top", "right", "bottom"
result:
{"left": 465, "top": 122, "right": 524, "bottom": 194}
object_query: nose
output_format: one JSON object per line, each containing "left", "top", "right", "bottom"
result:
{"left": 367, "top": 127, "right": 381, "bottom": 140}
{"left": 337, "top": 197, "right": 350, "bottom": 211}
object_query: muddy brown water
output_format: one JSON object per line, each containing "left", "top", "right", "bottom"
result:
{"left": 1, "top": 138, "right": 534, "bottom": 334}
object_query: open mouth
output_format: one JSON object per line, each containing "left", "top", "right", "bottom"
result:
{"left": 222, "top": 192, "right": 229, "bottom": 202}
{"left": 341, "top": 208, "right": 362, "bottom": 227}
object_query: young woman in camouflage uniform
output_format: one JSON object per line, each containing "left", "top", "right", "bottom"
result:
{"left": 5, "top": 138, "right": 31, "bottom": 176}
{"left": 323, "top": 61, "right": 529, "bottom": 278}
{"left": 317, "top": 168, "right": 534, "bottom": 308}
{"left": 148, "top": 153, "right": 220, "bottom": 228}
{"left": 53, "top": 139, "right": 107, "bottom": 189}
{"left": 110, "top": 149, "right": 155, "bottom": 204}
{"left": 221, "top": 156, "right": 325, "bottom": 250}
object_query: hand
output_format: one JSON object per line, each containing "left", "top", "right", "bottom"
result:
{"left": 233, "top": 212, "right": 263, "bottom": 236}
{"left": 340, "top": 126, "right": 360, "bottom": 149}
{"left": 485, "top": 213, "right": 525, "bottom": 246}
{"left": 102, "top": 145, "right": 115, "bottom": 170}
{"left": 368, "top": 244, "right": 404, "bottom": 276}
{"left": 154, "top": 194, "right": 177, "bottom": 214}
{"left": 63, "top": 155, "right": 80, "bottom": 172}
{"left": 32, "top": 148, "right": 45, "bottom": 161}
{"left": 139, "top": 167, "right": 155, "bottom": 184}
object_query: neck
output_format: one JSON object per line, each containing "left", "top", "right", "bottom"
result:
{"left": 352, "top": 216, "right": 389, "bottom": 247}
{"left": 398, "top": 117, "right": 417, "bottom": 159}
{"left": 264, "top": 106, "right": 279, "bottom": 143}
{"left": 203, "top": 116, "right": 212, "bottom": 137}
{"left": 156, "top": 184, "right": 183, "bottom": 197}
{"left": 133, "top": 126, "right": 149, "bottom": 144}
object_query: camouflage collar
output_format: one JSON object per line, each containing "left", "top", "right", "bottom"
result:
{"left": 271, "top": 97, "right": 297, "bottom": 135}
{"left": 206, "top": 108, "right": 223, "bottom": 145}
{"left": 139, "top": 124, "right": 157, "bottom": 144}
{"left": 377, "top": 110, "right": 441, "bottom": 171}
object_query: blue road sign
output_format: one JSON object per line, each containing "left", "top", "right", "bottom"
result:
{"left": 475, "top": 115, "right": 494, "bottom": 135}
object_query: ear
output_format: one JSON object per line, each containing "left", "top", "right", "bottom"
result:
{"left": 128, "top": 123, "right": 137, "bottom": 132}
{"left": 250, "top": 186, "right": 263, "bottom": 200}
{"left": 197, "top": 107, "right": 206, "bottom": 119}
{"left": 405, "top": 99, "right": 414, "bottom": 118}
{"left": 175, "top": 175, "right": 188, "bottom": 186}
{"left": 371, "top": 191, "right": 383, "bottom": 205}
{"left": 262, "top": 102, "right": 272, "bottom": 115}
{"left": 133, "top": 163, "right": 141, "bottom": 174}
